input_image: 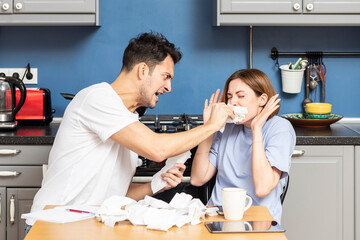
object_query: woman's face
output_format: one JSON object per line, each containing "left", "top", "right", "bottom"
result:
{"left": 226, "top": 78, "right": 264, "bottom": 127}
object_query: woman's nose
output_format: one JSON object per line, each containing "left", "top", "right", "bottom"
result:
{"left": 230, "top": 98, "right": 238, "bottom": 106}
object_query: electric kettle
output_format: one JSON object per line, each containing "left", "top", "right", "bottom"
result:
{"left": 0, "top": 76, "right": 26, "bottom": 129}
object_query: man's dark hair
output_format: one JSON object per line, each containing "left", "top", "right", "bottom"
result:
{"left": 122, "top": 32, "right": 182, "bottom": 73}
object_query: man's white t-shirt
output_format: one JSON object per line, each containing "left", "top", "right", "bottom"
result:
{"left": 28, "top": 82, "right": 139, "bottom": 224}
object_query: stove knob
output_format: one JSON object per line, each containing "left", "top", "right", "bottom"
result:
{"left": 161, "top": 125, "right": 168, "bottom": 132}
{"left": 137, "top": 158, "right": 143, "bottom": 167}
{"left": 2, "top": 3, "right": 9, "bottom": 11}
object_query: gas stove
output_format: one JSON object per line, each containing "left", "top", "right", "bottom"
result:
{"left": 135, "top": 114, "right": 203, "bottom": 176}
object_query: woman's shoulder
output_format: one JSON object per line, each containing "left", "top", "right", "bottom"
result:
{"left": 265, "top": 115, "right": 295, "bottom": 132}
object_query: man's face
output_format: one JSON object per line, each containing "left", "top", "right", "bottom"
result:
{"left": 140, "top": 55, "right": 174, "bottom": 109}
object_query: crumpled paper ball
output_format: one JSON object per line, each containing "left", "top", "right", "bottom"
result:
{"left": 95, "top": 193, "right": 218, "bottom": 231}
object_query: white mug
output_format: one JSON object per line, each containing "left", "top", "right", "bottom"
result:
{"left": 222, "top": 188, "right": 252, "bottom": 220}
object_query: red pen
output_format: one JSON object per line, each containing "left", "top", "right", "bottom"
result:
{"left": 66, "top": 209, "right": 94, "bottom": 214}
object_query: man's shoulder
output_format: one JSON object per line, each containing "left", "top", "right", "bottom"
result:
{"left": 75, "top": 82, "right": 118, "bottom": 103}
{"left": 78, "top": 82, "right": 111, "bottom": 96}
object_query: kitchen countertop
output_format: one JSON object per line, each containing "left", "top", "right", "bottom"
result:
{"left": 0, "top": 119, "right": 359, "bottom": 145}
{"left": 0, "top": 122, "right": 60, "bottom": 145}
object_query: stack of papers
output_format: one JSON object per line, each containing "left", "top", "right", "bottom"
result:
{"left": 21, "top": 206, "right": 100, "bottom": 224}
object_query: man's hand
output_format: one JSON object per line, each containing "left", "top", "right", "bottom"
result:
{"left": 159, "top": 163, "right": 186, "bottom": 191}
{"left": 203, "top": 89, "right": 233, "bottom": 130}
{"left": 127, "top": 163, "right": 186, "bottom": 200}
{"left": 203, "top": 89, "right": 222, "bottom": 124}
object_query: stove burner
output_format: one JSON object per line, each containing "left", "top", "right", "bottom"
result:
{"left": 157, "top": 114, "right": 203, "bottom": 132}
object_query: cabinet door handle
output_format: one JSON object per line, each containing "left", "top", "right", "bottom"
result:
{"left": 15, "top": 2, "right": 22, "bottom": 10}
{"left": 306, "top": 3, "right": 314, "bottom": 11}
{"left": 10, "top": 195, "right": 15, "bottom": 224}
{"left": 293, "top": 3, "right": 301, "bottom": 11}
{"left": 0, "top": 149, "right": 21, "bottom": 155}
{"left": 0, "top": 171, "right": 22, "bottom": 177}
{"left": 292, "top": 150, "right": 305, "bottom": 156}
{"left": 2, "top": 3, "right": 10, "bottom": 11}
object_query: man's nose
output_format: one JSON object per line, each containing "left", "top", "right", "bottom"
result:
{"left": 164, "top": 81, "right": 171, "bottom": 92}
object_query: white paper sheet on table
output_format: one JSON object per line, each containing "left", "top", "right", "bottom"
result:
{"left": 21, "top": 205, "right": 99, "bottom": 224}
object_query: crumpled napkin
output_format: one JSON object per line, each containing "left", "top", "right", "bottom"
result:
{"left": 95, "top": 193, "right": 218, "bottom": 231}
{"left": 220, "top": 105, "right": 248, "bottom": 132}
{"left": 151, "top": 151, "right": 191, "bottom": 194}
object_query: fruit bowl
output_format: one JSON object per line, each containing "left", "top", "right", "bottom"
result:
{"left": 281, "top": 113, "right": 343, "bottom": 128}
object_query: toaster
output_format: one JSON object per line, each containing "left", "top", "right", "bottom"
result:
{"left": 15, "top": 88, "right": 54, "bottom": 125}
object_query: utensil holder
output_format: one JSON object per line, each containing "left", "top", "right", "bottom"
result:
{"left": 280, "top": 65, "right": 305, "bottom": 94}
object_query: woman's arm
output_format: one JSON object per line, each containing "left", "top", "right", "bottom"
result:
{"left": 251, "top": 94, "right": 282, "bottom": 198}
{"left": 190, "top": 135, "right": 217, "bottom": 186}
{"left": 251, "top": 130, "right": 282, "bottom": 197}
{"left": 190, "top": 90, "right": 222, "bottom": 186}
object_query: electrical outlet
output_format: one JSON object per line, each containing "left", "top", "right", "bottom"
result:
{"left": 0, "top": 68, "right": 38, "bottom": 84}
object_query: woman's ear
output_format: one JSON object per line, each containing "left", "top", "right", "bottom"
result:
{"left": 258, "top": 93, "right": 268, "bottom": 107}
{"left": 137, "top": 62, "right": 149, "bottom": 80}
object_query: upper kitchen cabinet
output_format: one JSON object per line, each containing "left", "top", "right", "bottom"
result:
{"left": 214, "top": 0, "right": 360, "bottom": 26}
{"left": 0, "top": 0, "right": 99, "bottom": 26}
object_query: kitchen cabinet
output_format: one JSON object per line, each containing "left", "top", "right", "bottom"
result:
{"left": 356, "top": 146, "right": 360, "bottom": 240}
{"left": 6, "top": 188, "right": 38, "bottom": 240}
{"left": 282, "top": 145, "right": 354, "bottom": 240}
{"left": 0, "top": 0, "right": 99, "bottom": 26}
{"left": 0, "top": 145, "right": 51, "bottom": 240}
{"left": 214, "top": 0, "right": 360, "bottom": 26}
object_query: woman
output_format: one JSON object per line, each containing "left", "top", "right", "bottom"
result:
{"left": 191, "top": 69, "right": 295, "bottom": 223}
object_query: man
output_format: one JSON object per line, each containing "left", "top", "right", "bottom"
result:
{"left": 28, "top": 32, "right": 234, "bottom": 225}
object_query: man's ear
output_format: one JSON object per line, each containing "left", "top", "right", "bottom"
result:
{"left": 137, "top": 63, "right": 150, "bottom": 80}
{"left": 258, "top": 93, "right": 268, "bottom": 107}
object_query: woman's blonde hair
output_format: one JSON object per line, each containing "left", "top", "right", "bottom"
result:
{"left": 223, "top": 68, "right": 279, "bottom": 119}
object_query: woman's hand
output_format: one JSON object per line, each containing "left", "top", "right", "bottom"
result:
{"left": 203, "top": 89, "right": 224, "bottom": 124}
{"left": 251, "top": 94, "right": 280, "bottom": 132}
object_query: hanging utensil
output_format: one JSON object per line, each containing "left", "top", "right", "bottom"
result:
{"left": 315, "top": 62, "right": 327, "bottom": 102}
{"left": 302, "top": 66, "right": 312, "bottom": 111}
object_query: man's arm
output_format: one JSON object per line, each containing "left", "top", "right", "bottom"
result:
{"left": 110, "top": 103, "right": 233, "bottom": 162}
{"left": 126, "top": 163, "right": 185, "bottom": 201}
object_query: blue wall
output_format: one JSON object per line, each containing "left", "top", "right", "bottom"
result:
{"left": 1, "top": 0, "right": 359, "bottom": 117}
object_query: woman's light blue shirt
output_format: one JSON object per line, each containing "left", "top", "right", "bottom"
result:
{"left": 207, "top": 116, "right": 296, "bottom": 223}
